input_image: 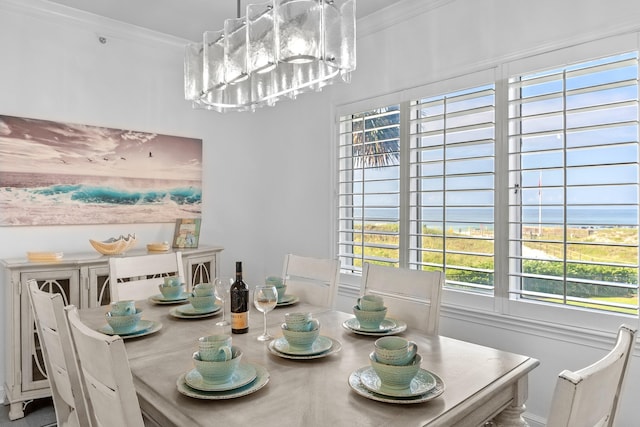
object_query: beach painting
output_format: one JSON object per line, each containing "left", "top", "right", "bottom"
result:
{"left": 0, "top": 115, "right": 202, "bottom": 226}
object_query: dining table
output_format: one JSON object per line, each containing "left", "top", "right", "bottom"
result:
{"left": 78, "top": 297, "right": 539, "bottom": 427}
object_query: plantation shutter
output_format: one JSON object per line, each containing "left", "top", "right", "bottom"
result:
{"left": 508, "top": 52, "right": 640, "bottom": 314}
{"left": 408, "top": 85, "right": 496, "bottom": 293}
{"left": 338, "top": 105, "right": 401, "bottom": 274}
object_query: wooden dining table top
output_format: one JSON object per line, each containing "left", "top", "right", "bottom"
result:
{"left": 78, "top": 297, "right": 539, "bottom": 427}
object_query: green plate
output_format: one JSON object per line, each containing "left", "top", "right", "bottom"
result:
{"left": 184, "top": 363, "right": 257, "bottom": 392}
{"left": 148, "top": 293, "right": 189, "bottom": 304}
{"left": 177, "top": 363, "right": 269, "bottom": 400}
{"left": 272, "top": 335, "right": 333, "bottom": 356}
{"left": 359, "top": 366, "right": 437, "bottom": 398}
{"left": 98, "top": 320, "right": 162, "bottom": 339}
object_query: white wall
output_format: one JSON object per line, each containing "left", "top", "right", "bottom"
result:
{"left": 2, "top": 0, "right": 640, "bottom": 425}
{"left": 330, "top": 1, "right": 640, "bottom": 425}
{"left": 0, "top": 0, "right": 335, "bottom": 406}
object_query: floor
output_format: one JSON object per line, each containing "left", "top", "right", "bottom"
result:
{"left": 1, "top": 398, "right": 56, "bottom": 427}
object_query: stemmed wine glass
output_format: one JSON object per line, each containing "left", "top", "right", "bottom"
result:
{"left": 214, "top": 277, "right": 231, "bottom": 326}
{"left": 253, "top": 285, "right": 278, "bottom": 341}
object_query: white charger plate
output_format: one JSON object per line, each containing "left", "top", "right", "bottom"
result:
{"left": 184, "top": 363, "right": 257, "bottom": 392}
{"left": 348, "top": 366, "right": 445, "bottom": 404}
{"left": 98, "top": 320, "right": 162, "bottom": 339}
{"left": 177, "top": 363, "right": 269, "bottom": 400}
{"left": 268, "top": 337, "right": 342, "bottom": 360}
{"left": 359, "top": 366, "right": 437, "bottom": 398}
{"left": 148, "top": 293, "right": 189, "bottom": 305}
{"left": 275, "top": 294, "right": 299, "bottom": 307}
{"left": 342, "top": 317, "right": 408, "bottom": 336}
{"left": 343, "top": 317, "right": 397, "bottom": 333}
{"left": 272, "top": 335, "right": 332, "bottom": 356}
{"left": 169, "top": 303, "right": 221, "bottom": 319}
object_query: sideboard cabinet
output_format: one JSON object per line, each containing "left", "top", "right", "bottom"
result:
{"left": 1, "top": 245, "right": 223, "bottom": 420}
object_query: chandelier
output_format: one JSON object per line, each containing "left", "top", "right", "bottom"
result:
{"left": 184, "top": 0, "right": 356, "bottom": 113}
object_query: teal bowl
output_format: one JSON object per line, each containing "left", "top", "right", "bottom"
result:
{"left": 105, "top": 309, "right": 142, "bottom": 334}
{"left": 281, "top": 323, "right": 319, "bottom": 349}
{"left": 158, "top": 283, "right": 184, "bottom": 299}
{"left": 353, "top": 305, "right": 387, "bottom": 330}
{"left": 193, "top": 347, "right": 242, "bottom": 384}
{"left": 369, "top": 352, "right": 421, "bottom": 390}
{"left": 188, "top": 294, "right": 216, "bottom": 310}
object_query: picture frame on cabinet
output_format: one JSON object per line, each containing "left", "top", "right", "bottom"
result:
{"left": 173, "top": 218, "right": 201, "bottom": 248}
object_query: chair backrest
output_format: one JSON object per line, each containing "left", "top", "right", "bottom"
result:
{"left": 27, "top": 280, "right": 92, "bottom": 427}
{"left": 282, "top": 254, "right": 340, "bottom": 308}
{"left": 109, "top": 251, "right": 185, "bottom": 302}
{"left": 65, "top": 305, "right": 145, "bottom": 427}
{"left": 360, "top": 263, "right": 444, "bottom": 335}
{"left": 546, "top": 324, "right": 636, "bottom": 427}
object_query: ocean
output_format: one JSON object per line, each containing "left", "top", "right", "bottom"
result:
{"left": 0, "top": 171, "right": 201, "bottom": 226}
{"left": 356, "top": 206, "right": 638, "bottom": 229}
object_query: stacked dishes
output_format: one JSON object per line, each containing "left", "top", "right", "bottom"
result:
{"left": 99, "top": 300, "right": 162, "bottom": 339}
{"left": 266, "top": 275, "right": 299, "bottom": 307}
{"left": 268, "top": 312, "right": 341, "bottom": 359}
{"left": 342, "top": 294, "right": 407, "bottom": 336}
{"left": 149, "top": 276, "right": 188, "bottom": 304}
{"left": 177, "top": 334, "right": 269, "bottom": 399}
{"left": 349, "top": 337, "right": 445, "bottom": 404}
{"left": 169, "top": 283, "right": 222, "bottom": 318}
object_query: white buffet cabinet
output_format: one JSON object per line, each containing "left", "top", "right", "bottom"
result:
{"left": 1, "top": 245, "right": 223, "bottom": 420}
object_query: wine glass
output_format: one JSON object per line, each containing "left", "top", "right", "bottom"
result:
{"left": 214, "top": 277, "right": 231, "bottom": 326}
{"left": 253, "top": 285, "right": 278, "bottom": 341}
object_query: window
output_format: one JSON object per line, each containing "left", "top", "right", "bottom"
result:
{"left": 338, "top": 105, "right": 401, "bottom": 274}
{"left": 508, "top": 52, "right": 639, "bottom": 314}
{"left": 409, "top": 85, "right": 496, "bottom": 294}
{"left": 337, "top": 82, "right": 496, "bottom": 292}
{"left": 336, "top": 46, "right": 640, "bottom": 318}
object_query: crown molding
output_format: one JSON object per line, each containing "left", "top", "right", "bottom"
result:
{"left": 357, "top": 0, "right": 456, "bottom": 38}
{"left": 0, "top": 0, "right": 189, "bottom": 48}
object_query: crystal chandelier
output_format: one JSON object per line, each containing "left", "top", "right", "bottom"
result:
{"left": 184, "top": 0, "right": 356, "bottom": 113}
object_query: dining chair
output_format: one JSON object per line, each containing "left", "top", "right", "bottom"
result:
{"left": 360, "top": 263, "right": 444, "bottom": 335}
{"left": 109, "top": 251, "right": 185, "bottom": 302}
{"left": 546, "top": 324, "right": 636, "bottom": 427}
{"left": 27, "top": 280, "right": 92, "bottom": 427}
{"left": 281, "top": 253, "right": 340, "bottom": 308}
{"left": 65, "top": 305, "right": 146, "bottom": 427}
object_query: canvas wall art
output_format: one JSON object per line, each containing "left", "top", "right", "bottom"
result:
{"left": 0, "top": 115, "right": 202, "bottom": 226}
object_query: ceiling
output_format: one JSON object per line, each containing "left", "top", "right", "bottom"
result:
{"left": 45, "top": 0, "right": 402, "bottom": 42}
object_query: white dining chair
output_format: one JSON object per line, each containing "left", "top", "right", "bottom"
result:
{"left": 27, "top": 280, "right": 92, "bottom": 427}
{"left": 65, "top": 305, "right": 147, "bottom": 427}
{"left": 109, "top": 251, "right": 185, "bottom": 302}
{"left": 281, "top": 253, "right": 340, "bottom": 308}
{"left": 360, "top": 263, "right": 444, "bottom": 335}
{"left": 546, "top": 324, "right": 636, "bottom": 427}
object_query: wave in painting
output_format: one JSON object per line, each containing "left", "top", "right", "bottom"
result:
{"left": 32, "top": 184, "right": 201, "bottom": 205}
{"left": 0, "top": 171, "right": 201, "bottom": 226}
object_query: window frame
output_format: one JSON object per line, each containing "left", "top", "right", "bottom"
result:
{"left": 334, "top": 34, "right": 640, "bottom": 332}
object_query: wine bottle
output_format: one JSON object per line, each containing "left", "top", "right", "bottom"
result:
{"left": 230, "top": 261, "right": 249, "bottom": 334}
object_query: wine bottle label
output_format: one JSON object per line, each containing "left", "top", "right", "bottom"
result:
{"left": 231, "top": 311, "right": 248, "bottom": 329}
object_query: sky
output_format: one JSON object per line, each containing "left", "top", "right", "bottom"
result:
{"left": 0, "top": 115, "right": 202, "bottom": 181}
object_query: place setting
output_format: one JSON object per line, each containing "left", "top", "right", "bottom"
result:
{"left": 169, "top": 282, "right": 222, "bottom": 319}
{"left": 348, "top": 336, "right": 445, "bottom": 404}
{"left": 177, "top": 334, "right": 269, "bottom": 400}
{"left": 268, "top": 312, "right": 342, "bottom": 360}
{"left": 266, "top": 276, "right": 299, "bottom": 307}
{"left": 98, "top": 300, "right": 162, "bottom": 339}
{"left": 342, "top": 294, "right": 407, "bottom": 336}
{"left": 148, "top": 276, "right": 189, "bottom": 305}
